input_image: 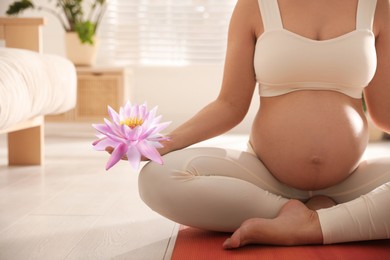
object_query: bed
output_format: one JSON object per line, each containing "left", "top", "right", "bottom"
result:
{"left": 0, "top": 17, "right": 77, "bottom": 165}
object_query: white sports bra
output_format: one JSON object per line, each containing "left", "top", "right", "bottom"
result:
{"left": 254, "top": 0, "right": 377, "bottom": 99}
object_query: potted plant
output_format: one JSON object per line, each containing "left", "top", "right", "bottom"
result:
{"left": 6, "top": 0, "right": 107, "bottom": 65}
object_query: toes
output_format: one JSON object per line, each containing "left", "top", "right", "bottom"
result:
{"left": 223, "top": 230, "right": 241, "bottom": 249}
{"left": 223, "top": 218, "right": 262, "bottom": 249}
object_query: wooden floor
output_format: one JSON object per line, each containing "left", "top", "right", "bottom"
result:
{"left": 0, "top": 123, "right": 389, "bottom": 260}
{"left": 0, "top": 123, "right": 249, "bottom": 260}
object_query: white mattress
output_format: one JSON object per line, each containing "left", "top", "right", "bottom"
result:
{"left": 0, "top": 48, "right": 77, "bottom": 129}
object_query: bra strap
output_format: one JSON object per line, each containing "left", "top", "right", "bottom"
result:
{"left": 257, "top": 0, "right": 283, "bottom": 31}
{"left": 356, "top": 0, "right": 377, "bottom": 30}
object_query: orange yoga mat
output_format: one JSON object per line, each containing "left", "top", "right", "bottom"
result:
{"left": 171, "top": 226, "right": 390, "bottom": 260}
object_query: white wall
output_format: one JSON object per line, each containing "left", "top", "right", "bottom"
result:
{"left": 129, "top": 65, "right": 259, "bottom": 134}
{"left": 0, "top": 0, "right": 66, "bottom": 55}
{"left": 0, "top": 1, "right": 258, "bottom": 134}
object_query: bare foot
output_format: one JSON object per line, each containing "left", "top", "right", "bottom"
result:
{"left": 305, "top": 195, "right": 337, "bottom": 210}
{"left": 222, "top": 200, "right": 323, "bottom": 249}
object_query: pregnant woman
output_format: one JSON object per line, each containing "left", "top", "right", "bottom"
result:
{"left": 136, "top": 0, "right": 390, "bottom": 248}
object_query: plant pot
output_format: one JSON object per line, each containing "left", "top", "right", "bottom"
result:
{"left": 65, "top": 32, "right": 99, "bottom": 66}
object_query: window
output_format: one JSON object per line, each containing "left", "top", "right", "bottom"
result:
{"left": 96, "top": 0, "right": 236, "bottom": 66}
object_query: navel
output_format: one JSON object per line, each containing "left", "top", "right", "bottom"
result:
{"left": 310, "top": 156, "right": 322, "bottom": 165}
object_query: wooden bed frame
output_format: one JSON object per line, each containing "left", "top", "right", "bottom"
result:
{"left": 0, "top": 17, "right": 45, "bottom": 165}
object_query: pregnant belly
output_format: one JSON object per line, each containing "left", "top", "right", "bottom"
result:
{"left": 250, "top": 91, "right": 369, "bottom": 190}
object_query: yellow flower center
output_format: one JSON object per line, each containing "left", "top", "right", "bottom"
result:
{"left": 120, "top": 117, "right": 144, "bottom": 129}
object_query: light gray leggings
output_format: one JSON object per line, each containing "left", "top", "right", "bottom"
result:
{"left": 138, "top": 147, "right": 390, "bottom": 244}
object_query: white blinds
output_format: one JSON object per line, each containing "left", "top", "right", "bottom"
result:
{"left": 96, "top": 0, "right": 237, "bottom": 66}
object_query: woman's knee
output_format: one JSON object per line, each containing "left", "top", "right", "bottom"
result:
{"left": 138, "top": 155, "right": 189, "bottom": 209}
{"left": 138, "top": 161, "right": 165, "bottom": 207}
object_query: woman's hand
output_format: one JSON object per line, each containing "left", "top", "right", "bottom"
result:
{"left": 104, "top": 139, "right": 174, "bottom": 161}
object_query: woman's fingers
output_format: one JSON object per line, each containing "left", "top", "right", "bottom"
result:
{"left": 105, "top": 146, "right": 150, "bottom": 161}
{"left": 105, "top": 146, "right": 128, "bottom": 160}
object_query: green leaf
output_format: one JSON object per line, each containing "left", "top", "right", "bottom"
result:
{"left": 75, "top": 21, "right": 95, "bottom": 45}
{"left": 6, "top": 0, "right": 34, "bottom": 15}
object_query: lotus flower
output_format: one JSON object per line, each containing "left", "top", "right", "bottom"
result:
{"left": 92, "top": 102, "right": 171, "bottom": 170}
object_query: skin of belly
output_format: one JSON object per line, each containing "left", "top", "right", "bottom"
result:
{"left": 250, "top": 91, "right": 369, "bottom": 190}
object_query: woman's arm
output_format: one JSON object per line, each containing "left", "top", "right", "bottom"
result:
{"left": 161, "top": 0, "right": 261, "bottom": 155}
{"left": 364, "top": 0, "right": 390, "bottom": 132}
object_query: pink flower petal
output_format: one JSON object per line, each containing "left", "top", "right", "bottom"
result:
{"left": 126, "top": 146, "right": 142, "bottom": 170}
{"left": 149, "top": 115, "right": 162, "bottom": 126}
{"left": 104, "top": 118, "right": 124, "bottom": 137}
{"left": 124, "top": 124, "right": 143, "bottom": 141}
{"left": 151, "top": 121, "right": 171, "bottom": 135}
{"left": 92, "top": 123, "right": 111, "bottom": 135}
{"left": 150, "top": 140, "right": 165, "bottom": 148}
{"left": 92, "top": 124, "right": 125, "bottom": 143}
{"left": 92, "top": 137, "right": 120, "bottom": 151}
{"left": 106, "top": 143, "right": 128, "bottom": 170}
{"left": 137, "top": 141, "right": 163, "bottom": 164}
{"left": 140, "top": 121, "right": 170, "bottom": 140}
{"left": 130, "top": 103, "right": 138, "bottom": 119}
{"left": 124, "top": 101, "right": 132, "bottom": 116}
{"left": 137, "top": 103, "right": 144, "bottom": 117}
{"left": 104, "top": 131, "right": 126, "bottom": 143}
{"left": 108, "top": 106, "right": 120, "bottom": 124}
{"left": 93, "top": 102, "right": 170, "bottom": 170}
{"left": 148, "top": 106, "right": 158, "bottom": 120}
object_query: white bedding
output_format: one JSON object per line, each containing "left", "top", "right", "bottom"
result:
{"left": 0, "top": 48, "right": 77, "bottom": 129}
